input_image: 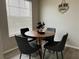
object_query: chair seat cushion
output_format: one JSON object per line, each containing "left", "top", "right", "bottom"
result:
{"left": 23, "top": 44, "right": 40, "bottom": 54}
{"left": 44, "top": 42, "right": 56, "bottom": 49}
{"left": 44, "top": 42, "right": 60, "bottom": 51}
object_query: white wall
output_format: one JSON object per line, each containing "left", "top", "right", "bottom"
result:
{"left": 0, "top": 1, "right": 4, "bottom": 58}
{"left": 0, "top": 0, "right": 9, "bottom": 58}
{"left": 32, "top": 0, "right": 40, "bottom": 29}
{"left": 40, "top": 0, "right": 79, "bottom": 48}
{"left": 0, "top": 32, "right": 4, "bottom": 59}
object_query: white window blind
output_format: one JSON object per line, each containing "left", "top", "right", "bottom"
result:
{"left": 6, "top": 0, "right": 32, "bottom": 37}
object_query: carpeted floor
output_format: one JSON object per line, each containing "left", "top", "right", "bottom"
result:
{"left": 64, "top": 47, "right": 79, "bottom": 59}
{"left": 4, "top": 47, "right": 79, "bottom": 59}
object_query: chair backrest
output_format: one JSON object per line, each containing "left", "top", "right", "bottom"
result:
{"left": 60, "top": 33, "right": 68, "bottom": 48}
{"left": 54, "top": 33, "right": 68, "bottom": 51}
{"left": 47, "top": 28, "right": 56, "bottom": 33}
{"left": 20, "top": 28, "right": 29, "bottom": 37}
{"left": 46, "top": 28, "right": 56, "bottom": 42}
{"left": 15, "top": 35, "right": 33, "bottom": 54}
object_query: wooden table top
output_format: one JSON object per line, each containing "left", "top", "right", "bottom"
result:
{"left": 25, "top": 30, "right": 55, "bottom": 38}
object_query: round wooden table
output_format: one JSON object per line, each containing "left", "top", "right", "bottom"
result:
{"left": 25, "top": 30, "right": 55, "bottom": 59}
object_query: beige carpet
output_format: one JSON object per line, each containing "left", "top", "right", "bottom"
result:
{"left": 64, "top": 47, "right": 79, "bottom": 59}
{"left": 4, "top": 47, "right": 79, "bottom": 59}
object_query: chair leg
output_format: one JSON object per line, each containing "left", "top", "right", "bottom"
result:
{"left": 43, "top": 48, "right": 46, "bottom": 59}
{"left": 56, "top": 51, "right": 58, "bottom": 59}
{"left": 20, "top": 53, "right": 22, "bottom": 59}
{"left": 39, "top": 49, "right": 42, "bottom": 59}
{"left": 61, "top": 51, "right": 63, "bottom": 59}
{"left": 29, "top": 54, "right": 31, "bottom": 59}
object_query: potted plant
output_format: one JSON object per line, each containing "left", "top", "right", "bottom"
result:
{"left": 36, "top": 21, "right": 45, "bottom": 34}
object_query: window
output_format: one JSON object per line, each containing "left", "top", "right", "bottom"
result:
{"left": 6, "top": 0, "right": 32, "bottom": 37}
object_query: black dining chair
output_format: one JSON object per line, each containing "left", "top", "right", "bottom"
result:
{"left": 20, "top": 28, "right": 29, "bottom": 37}
{"left": 43, "top": 33, "right": 68, "bottom": 59}
{"left": 20, "top": 28, "right": 35, "bottom": 42}
{"left": 47, "top": 28, "right": 56, "bottom": 32}
{"left": 43, "top": 28, "right": 56, "bottom": 43}
{"left": 15, "top": 35, "right": 40, "bottom": 59}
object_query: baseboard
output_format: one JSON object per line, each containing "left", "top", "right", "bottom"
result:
{"left": 66, "top": 44, "right": 79, "bottom": 50}
{"left": 3, "top": 47, "right": 18, "bottom": 54}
